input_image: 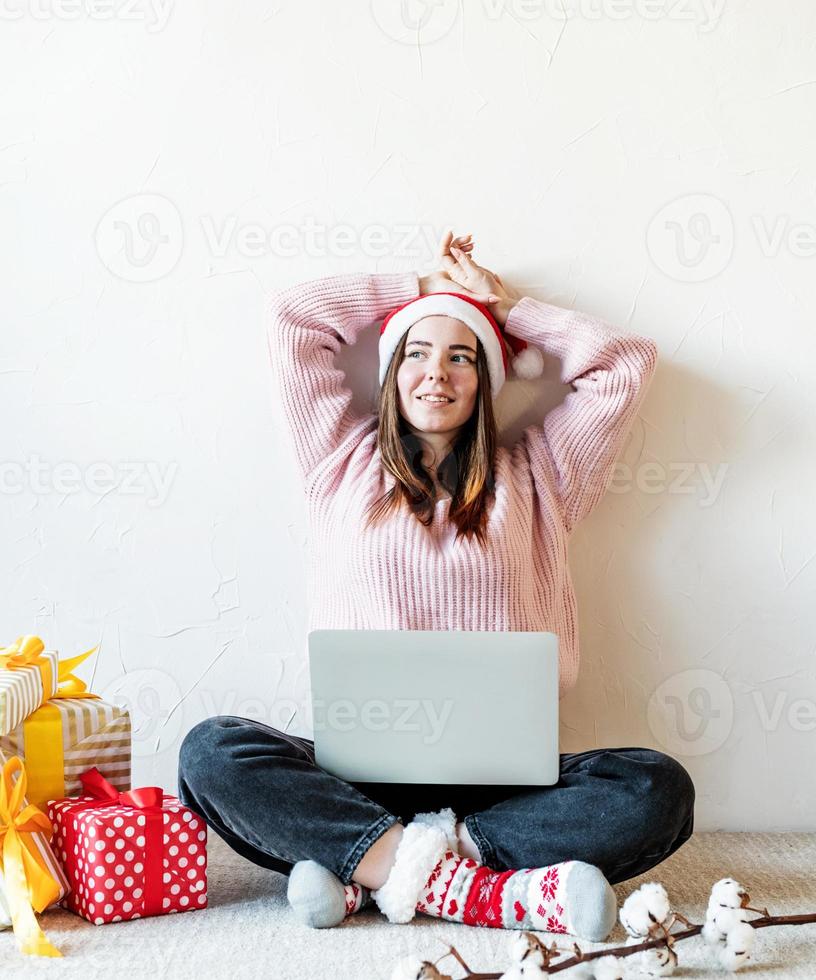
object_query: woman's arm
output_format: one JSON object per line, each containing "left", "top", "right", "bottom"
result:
{"left": 433, "top": 239, "right": 658, "bottom": 532}
{"left": 507, "top": 298, "right": 658, "bottom": 533}
{"left": 266, "top": 272, "right": 419, "bottom": 491}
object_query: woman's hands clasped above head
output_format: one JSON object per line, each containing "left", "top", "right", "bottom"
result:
{"left": 418, "top": 230, "right": 518, "bottom": 328}
{"left": 417, "top": 232, "right": 477, "bottom": 298}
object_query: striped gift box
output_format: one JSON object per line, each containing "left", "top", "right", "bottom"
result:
{"left": 0, "top": 698, "right": 131, "bottom": 811}
{"left": 0, "top": 747, "right": 70, "bottom": 931}
{"left": 0, "top": 649, "right": 59, "bottom": 738}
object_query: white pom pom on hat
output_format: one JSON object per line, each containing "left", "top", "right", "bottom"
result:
{"left": 378, "top": 291, "right": 544, "bottom": 399}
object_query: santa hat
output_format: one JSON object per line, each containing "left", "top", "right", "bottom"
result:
{"left": 378, "top": 291, "right": 544, "bottom": 399}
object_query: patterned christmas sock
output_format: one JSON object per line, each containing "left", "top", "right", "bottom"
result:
{"left": 344, "top": 880, "right": 369, "bottom": 915}
{"left": 287, "top": 859, "right": 372, "bottom": 928}
{"left": 415, "top": 848, "right": 616, "bottom": 940}
{"left": 370, "top": 807, "right": 616, "bottom": 942}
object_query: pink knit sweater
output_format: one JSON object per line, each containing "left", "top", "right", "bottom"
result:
{"left": 266, "top": 273, "right": 658, "bottom": 700}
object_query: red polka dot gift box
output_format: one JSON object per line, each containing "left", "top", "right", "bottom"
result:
{"left": 45, "top": 766, "right": 207, "bottom": 925}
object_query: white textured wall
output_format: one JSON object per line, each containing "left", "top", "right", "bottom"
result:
{"left": 3, "top": 1, "right": 814, "bottom": 831}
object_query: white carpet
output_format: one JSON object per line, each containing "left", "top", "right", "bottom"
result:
{"left": 3, "top": 832, "right": 816, "bottom": 979}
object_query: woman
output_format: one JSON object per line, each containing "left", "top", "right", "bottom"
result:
{"left": 177, "top": 231, "right": 695, "bottom": 942}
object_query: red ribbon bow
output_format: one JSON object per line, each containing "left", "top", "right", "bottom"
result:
{"left": 79, "top": 767, "right": 163, "bottom": 810}
{"left": 77, "top": 767, "right": 166, "bottom": 916}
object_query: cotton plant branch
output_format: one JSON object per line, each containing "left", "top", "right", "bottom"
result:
{"left": 390, "top": 878, "right": 816, "bottom": 979}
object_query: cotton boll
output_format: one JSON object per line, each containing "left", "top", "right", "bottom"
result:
{"left": 655, "top": 946, "right": 678, "bottom": 976}
{"left": 702, "top": 916, "right": 728, "bottom": 947}
{"left": 622, "top": 930, "right": 678, "bottom": 974}
{"left": 390, "top": 956, "right": 450, "bottom": 980}
{"left": 620, "top": 882, "right": 671, "bottom": 937}
{"left": 592, "top": 955, "right": 626, "bottom": 980}
{"left": 726, "top": 921, "right": 756, "bottom": 953}
{"left": 639, "top": 882, "right": 671, "bottom": 923}
{"left": 500, "top": 962, "right": 546, "bottom": 979}
{"left": 626, "top": 945, "right": 678, "bottom": 977}
{"left": 570, "top": 959, "right": 626, "bottom": 980}
{"left": 710, "top": 906, "right": 750, "bottom": 934}
{"left": 620, "top": 892, "right": 651, "bottom": 937}
{"left": 506, "top": 931, "right": 546, "bottom": 968}
{"left": 703, "top": 903, "right": 751, "bottom": 949}
{"left": 717, "top": 920, "right": 756, "bottom": 971}
{"left": 718, "top": 944, "right": 753, "bottom": 972}
{"left": 707, "top": 878, "right": 746, "bottom": 911}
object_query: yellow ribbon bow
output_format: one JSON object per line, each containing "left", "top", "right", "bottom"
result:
{"left": 0, "top": 756, "right": 62, "bottom": 957}
{"left": 0, "top": 635, "right": 46, "bottom": 666}
{"left": 0, "top": 635, "right": 49, "bottom": 674}
{"left": 52, "top": 645, "right": 101, "bottom": 701}
{"left": 0, "top": 635, "right": 100, "bottom": 701}
{"left": 0, "top": 635, "right": 55, "bottom": 702}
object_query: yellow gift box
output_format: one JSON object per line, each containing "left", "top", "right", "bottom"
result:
{"left": 0, "top": 753, "right": 69, "bottom": 957}
{"left": 0, "top": 637, "right": 60, "bottom": 738}
{"left": 0, "top": 698, "right": 131, "bottom": 812}
{"left": 0, "top": 635, "right": 107, "bottom": 739}
{"left": 0, "top": 636, "right": 131, "bottom": 810}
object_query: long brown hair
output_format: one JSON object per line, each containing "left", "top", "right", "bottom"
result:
{"left": 363, "top": 330, "right": 498, "bottom": 546}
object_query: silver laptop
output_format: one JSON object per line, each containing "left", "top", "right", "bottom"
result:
{"left": 307, "top": 629, "right": 559, "bottom": 785}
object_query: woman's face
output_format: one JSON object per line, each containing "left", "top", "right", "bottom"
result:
{"left": 396, "top": 315, "right": 481, "bottom": 440}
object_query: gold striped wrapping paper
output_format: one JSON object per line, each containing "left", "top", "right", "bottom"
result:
{"left": 0, "top": 698, "right": 131, "bottom": 811}
{"left": 0, "top": 650, "right": 60, "bottom": 738}
{"left": 0, "top": 746, "right": 70, "bottom": 929}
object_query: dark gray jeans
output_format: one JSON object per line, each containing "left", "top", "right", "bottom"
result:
{"left": 177, "top": 715, "right": 695, "bottom": 887}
